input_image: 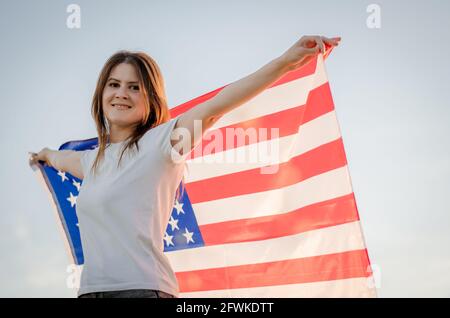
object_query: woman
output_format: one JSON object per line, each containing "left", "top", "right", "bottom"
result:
{"left": 29, "top": 35, "right": 341, "bottom": 298}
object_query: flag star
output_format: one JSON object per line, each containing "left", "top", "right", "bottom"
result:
{"left": 57, "top": 170, "right": 69, "bottom": 182}
{"left": 168, "top": 216, "right": 179, "bottom": 232}
{"left": 173, "top": 200, "right": 185, "bottom": 215}
{"left": 163, "top": 232, "right": 174, "bottom": 247}
{"left": 76, "top": 223, "right": 79, "bottom": 227}
{"left": 72, "top": 180, "right": 81, "bottom": 192}
{"left": 182, "top": 227, "right": 195, "bottom": 244}
{"left": 67, "top": 192, "right": 77, "bottom": 208}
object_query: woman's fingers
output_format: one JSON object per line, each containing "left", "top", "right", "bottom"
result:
{"left": 28, "top": 151, "right": 43, "bottom": 165}
{"left": 303, "top": 37, "right": 326, "bottom": 55}
{"left": 304, "top": 36, "right": 341, "bottom": 55}
{"left": 304, "top": 36, "right": 325, "bottom": 53}
{"left": 317, "top": 36, "right": 326, "bottom": 54}
{"left": 286, "top": 35, "right": 342, "bottom": 70}
{"left": 28, "top": 152, "right": 37, "bottom": 163}
{"left": 303, "top": 44, "right": 321, "bottom": 55}
{"left": 323, "top": 36, "right": 341, "bottom": 46}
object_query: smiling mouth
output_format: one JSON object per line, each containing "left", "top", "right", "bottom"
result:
{"left": 112, "top": 104, "right": 132, "bottom": 110}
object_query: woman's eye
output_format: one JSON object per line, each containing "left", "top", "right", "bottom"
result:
{"left": 108, "top": 83, "right": 139, "bottom": 91}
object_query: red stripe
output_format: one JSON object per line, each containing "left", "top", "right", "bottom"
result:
{"left": 200, "top": 193, "right": 359, "bottom": 246}
{"left": 170, "top": 86, "right": 224, "bottom": 118}
{"left": 186, "top": 82, "right": 334, "bottom": 160}
{"left": 186, "top": 138, "right": 347, "bottom": 204}
{"left": 176, "top": 249, "right": 370, "bottom": 293}
{"left": 302, "top": 81, "right": 335, "bottom": 125}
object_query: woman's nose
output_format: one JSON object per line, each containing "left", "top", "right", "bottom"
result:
{"left": 115, "top": 86, "right": 129, "bottom": 99}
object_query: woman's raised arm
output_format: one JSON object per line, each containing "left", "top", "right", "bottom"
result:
{"left": 29, "top": 148, "right": 84, "bottom": 179}
{"left": 172, "top": 35, "right": 341, "bottom": 155}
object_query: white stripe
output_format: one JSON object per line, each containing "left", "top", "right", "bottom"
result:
{"left": 192, "top": 165, "right": 352, "bottom": 225}
{"left": 185, "top": 111, "right": 342, "bottom": 182}
{"left": 179, "top": 277, "right": 377, "bottom": 298}
{"left": 167, "top": 221, "right": 365, "bottom": 272}
{"left": 209, "top": 56, "right": 328, "bottom": 130}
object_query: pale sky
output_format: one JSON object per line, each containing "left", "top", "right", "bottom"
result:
{"left": 1, "top": 0, "right": 449, "bottom": 297}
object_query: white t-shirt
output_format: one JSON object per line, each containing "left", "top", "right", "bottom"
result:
{"left": 76, "top": 117, "right": 187, "bottom": 297}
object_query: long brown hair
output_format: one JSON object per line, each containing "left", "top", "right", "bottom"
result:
{"left": 88, "top": 50, "right": 184, "bottom": 200}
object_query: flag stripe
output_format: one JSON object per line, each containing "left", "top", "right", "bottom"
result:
{"left": 199, "top": 193, "right": 359, "bottom": 246}
{"left": 179, "top": 277, "right": 376, "bottom": 298}
{"left": 186, "top": 82, "right": 334, "bottom": 160}
{"left": 192, "top": 166, "right": 353, "bottom": 226}
{"left": 187, "top": 138, "right": 347, "bottom": 204}
{"left": 176, "top": 249, "right": 370, "bottom": 292}
{"left": 167, "top": 221, "right": 365, "bottom": 272}
{"left": 185, "top": 110, "right": 342, "bottom": 183}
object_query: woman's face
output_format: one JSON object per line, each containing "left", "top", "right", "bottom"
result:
{"left": 102, "top": 63, "right": 146, "bottom": 129}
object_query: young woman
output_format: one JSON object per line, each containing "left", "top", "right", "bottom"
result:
{"left": 29, "top": 35, "right": 340, "bottom": 298}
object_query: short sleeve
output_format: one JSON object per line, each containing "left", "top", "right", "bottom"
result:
{"left": 79, "top": 149, "right": 93, "bottom": 179}
{"left": 153, "top": 117, "right": 192, "bottom": 164}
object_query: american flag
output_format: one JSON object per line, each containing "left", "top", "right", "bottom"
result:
{"left": 30, "top": 46, "right": 377, "bottom": 297}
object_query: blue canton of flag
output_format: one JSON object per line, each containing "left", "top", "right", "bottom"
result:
{"left": 164, "top": 192, "right": 205, "bottom": 252}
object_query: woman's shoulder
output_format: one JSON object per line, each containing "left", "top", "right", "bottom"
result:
{"left": 142, "top": 118, "right": 179, "bottom": 141}
{"left": 140, "top": 117, "right": 185, "bottom": 163}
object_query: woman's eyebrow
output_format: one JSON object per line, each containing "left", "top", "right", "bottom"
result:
{"left": 108, "top": 77, "right": 139, "bottom": 84}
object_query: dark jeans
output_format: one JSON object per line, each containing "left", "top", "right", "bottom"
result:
{"left": 78, "top": 289, "right": 175, "bottom": 298}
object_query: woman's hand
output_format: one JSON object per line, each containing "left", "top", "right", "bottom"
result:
{"left": 279, "top": 35, "right": 341, "bottom": 71}
{"left": 28, "top": 148, "right": 50, "bottom": 166}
